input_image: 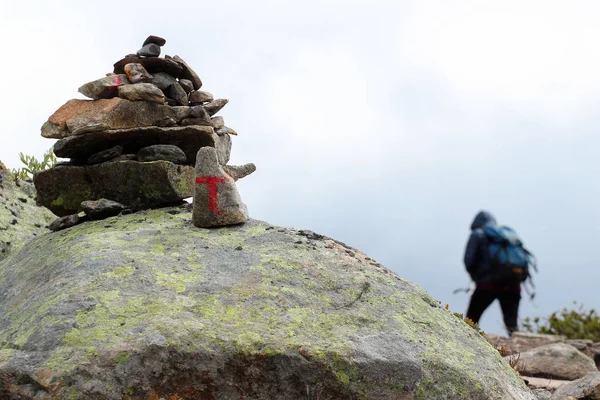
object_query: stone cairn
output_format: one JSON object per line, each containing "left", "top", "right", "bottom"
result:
{"left": 35, "top": 35, "right": 255, "bottom": 229}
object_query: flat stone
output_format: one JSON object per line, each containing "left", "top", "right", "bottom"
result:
{"left": 81, "top": 198, "right": 127, "bottom": 220}
{"left": 509, "top": 343, "right": 598, "bottom": 380}
{"left": 78, "top": 74, "right": 129, "bottom": 100}
{"left": 143, "top": 35, "right": 166, "bottom": 46}
{"left": 42, "top": 98, "right": 198, "bottom": 139}
{"left": 204, "top": 98, "right": 228, "bottom": 116}
{"left": 124, "top": 63, "right": 153, "bottom": 83}
{"left": 137, "top": 145, "right": 187, "bottom": 164}
{"left": 87, "top": 145, "right": 123, "bottom": 165}
{"left": 114, "top": 56, "right": 183, "bottom": 78}
{"left": 172, "top": 55, "right": 202, "bottom": 90}
{"left": 211, "top": 116, "right": 224, "bottom": 129}
{"left": 192, "top": 147, "right": 248, "bottom": 228}
{"left": 34, "top": 161, "right": 196, "bottom": 217}
{"left": 189, "top": 90, "right": 213, "bottom": 104}
{"left": 47, "top": 214, "right": 85, "bottom": 232}
{"left": 118, "top": 83, "right": 165, "bottom": 104}
{"left": 53, "top": 125, "right": 214, "bottom": 165}
{"left": 179, "top": 79, "right": 194, "bottom": 93}
{"left": 223, "top": 163, "right": 256, "bottom": 181}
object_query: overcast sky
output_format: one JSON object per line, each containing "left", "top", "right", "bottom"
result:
{"left": 1, "top": 0, "right": 599, "bottom": 334}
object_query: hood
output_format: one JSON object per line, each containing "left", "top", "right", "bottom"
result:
{"left": 470, "top": 211, "right": 497, "bottom": 230}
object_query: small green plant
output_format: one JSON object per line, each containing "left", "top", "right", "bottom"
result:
{"left": 10, "top": 149, "right": 56, "bottom": 182}
{"left": 522, "top": 302, "right": 600, "bottom": 341}
{"left": 446, "top": 304, "right": 485, "bottom": 336}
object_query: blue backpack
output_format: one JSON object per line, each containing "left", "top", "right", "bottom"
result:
{"left": 483, "top": 225, "right": 537, "bottom": 284}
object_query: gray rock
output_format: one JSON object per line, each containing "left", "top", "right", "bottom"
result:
{"left": 137, "top": 144, "right": 187, "bottom": 164}
{"left": 189, "top": 90, "right": 214, "bottom": 104}
{"left": 87, "top": 145, "right": 123, "bottom": 165}
{"left": 532, "top": 389, "right": 552, "bottom": 400}
{"left": 149, "top": 71, "right": 178, "bottom": 91}
{"left": 149, "top": 73, "right": 187, "bottom": 105}
{"left": 167, "top": 81, "right": 188, "bottom": 106}
{"left": 123, "top": 63, "right": 153, "bottom": 83}
{"left": 186, "top": 105, "right": 210, "bottom": 121}
{"left": 510, "top": 343, "right": 598, "bottom": 380}
{"left": 165, "top": 97, "right": 178, "bottom": 106}
{"left": 81, "top": 198, "right": 127, "bottom": 220}
{"left": 172, "top": 55, "right": 202, "bottom": 90}
{"left": 0, "top": 161, "right": 54, "bottom": 261}
{"left": 204, "top": 98, "right": 229, "bottom": 116}
{"left": 52, "top": 125, "right": 214, "bottom": 165}
{"left": 137, "top": 43, "right": 161, "bottom": 58}
{"left": 213, "top": 131, "right": 231, "bottom": 165}
{"left": 192, "top": 147, "right": 248, "bottom": 228}
{"left": 550, "top": 372, "right": 600, "bottom": 399}
{"left": 78, "top": 74, "right": 130, "bottom": 100}
{"left": 34, "top": 160, "right": 196, "bottom": 216}
{"left": 179, "top": 79, "right": 194, "bottom": 93}
{"left": 47, "top": 213, "right": 85, "bottom": 231}
{"left": 118, "top": 83, "right": 165, "bottom": 104}
{"left": 211, "top": 116, "right": 224, "bottom": 129}
{"left": 0, "top": 212, "right": 537, "bottom": 399}
{"left": 223, "top": 163, "right": 256, "bottom": 181}
{"left": 143, "top": 35, "right": 166, "bottom": 46}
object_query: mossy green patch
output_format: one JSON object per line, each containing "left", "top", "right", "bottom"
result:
{"left": 113, "top": 351, "right": 130, "bottom": 363}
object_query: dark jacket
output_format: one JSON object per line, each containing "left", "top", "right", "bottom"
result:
{"left": 464, "top": 211, "right": 497, "bottom": 283}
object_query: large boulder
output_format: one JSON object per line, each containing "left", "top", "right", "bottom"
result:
{"left": 0, "top": 207, "right": 536, "bottom": 399}
{"left": 0, "top": 162, "right": 54, "bottom": 261}
{"left": 34, "top": 161, "right": 195, "bottom": 216}
{"left": 52, "top": 125, "right": 215, "bottom": 165}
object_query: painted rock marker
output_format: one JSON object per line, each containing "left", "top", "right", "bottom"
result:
{"left": 192, "top": 147, "right": 248, "bottom": 228}
{"left": 195, "top": 176, "right": 226, "bottom": 214}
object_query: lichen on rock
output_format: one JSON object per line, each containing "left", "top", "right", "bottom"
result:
{"left": 0, "top": 205, "right": 536, "bottom": 399}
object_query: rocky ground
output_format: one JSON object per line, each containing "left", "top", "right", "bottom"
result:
{"left": 486, "top": 332, "right": 600, "bottom": 399}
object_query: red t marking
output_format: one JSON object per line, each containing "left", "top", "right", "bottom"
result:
{"left": 195, "top": 176, "right": 226, "bottom": 214}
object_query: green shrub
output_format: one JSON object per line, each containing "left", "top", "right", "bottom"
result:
{"left": 11, "top": 149, "right": 56, "bottom": 181}
{"left": 522, "top": 302, "right": 600, "bottom": 341}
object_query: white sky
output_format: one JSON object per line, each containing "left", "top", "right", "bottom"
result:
{"left": 1, "top": 0, "right": 599, "bottom": 334}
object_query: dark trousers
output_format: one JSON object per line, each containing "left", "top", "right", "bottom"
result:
{"left": 466, "top": 285, "right": 521, "bottom": 335}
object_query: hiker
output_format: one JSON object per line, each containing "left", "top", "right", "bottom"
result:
{"left": 464, "top": 211, "right": 535, "bottom": 336}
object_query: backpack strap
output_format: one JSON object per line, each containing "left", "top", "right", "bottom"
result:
{"left": 523, "top": 247, "right": 538, "bottom": 273}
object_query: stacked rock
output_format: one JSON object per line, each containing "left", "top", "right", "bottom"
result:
{"left": 34, "top": 35, "right": 255, "bottom": 227}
